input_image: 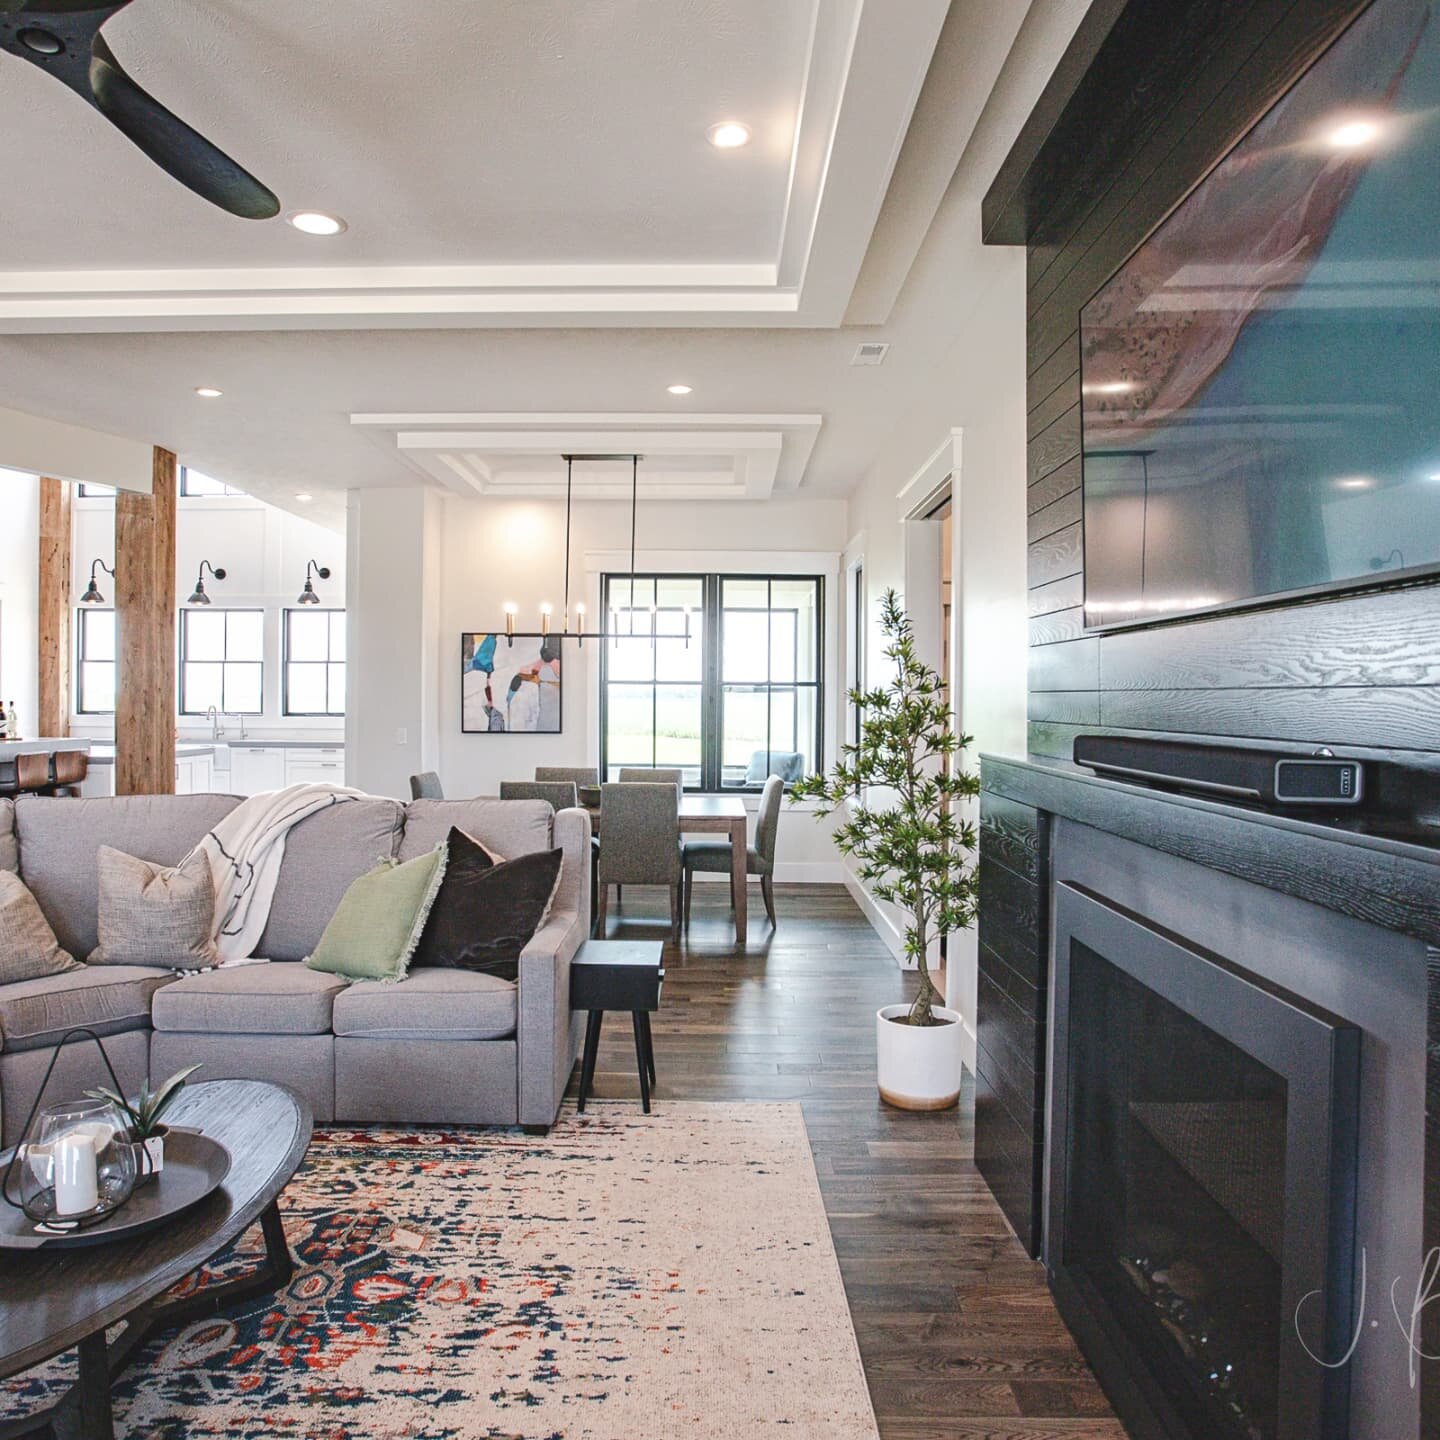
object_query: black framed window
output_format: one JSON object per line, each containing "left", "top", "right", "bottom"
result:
{"left": 76, "top": 483, "right": 114, "bottom": 498}
{"left": 76, "top": 608, "right": 116, "bottom": 714}
{"left": 180, "top": 468, "right": 244, "bottom": 497}
{"left": 179, "top": 608, "right": 263, "bottom": 714}
{"left": 284, "top": 608, "right": 346, "bottom": 716}
{"left": 600, "top": 572, "right": 823, "bottom": 792}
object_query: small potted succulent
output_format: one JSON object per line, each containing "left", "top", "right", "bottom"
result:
{"left": 791, "top": 588, "right": 979, "bottom": 1109}
{"left": 87, "top": 1064, "right": 201, "bottom": 1180}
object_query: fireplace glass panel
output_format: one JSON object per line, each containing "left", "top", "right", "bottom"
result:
{"left": 1067, "top": 941, "right": 1287, "bottom": 1440}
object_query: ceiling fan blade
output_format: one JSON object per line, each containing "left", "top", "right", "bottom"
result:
{"left": 89, "top": 34, "right": 279, "bottom": 219}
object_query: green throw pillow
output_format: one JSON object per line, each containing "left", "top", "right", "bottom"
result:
{"left": 304, "top": 844, "right": 448, "bottom": 983}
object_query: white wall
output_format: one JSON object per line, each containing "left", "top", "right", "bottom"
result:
{"left": 0, "top": 468, "right": 40, "bottom": 737}
{"left": 346, "top": 486, "right": 846, "bottom": 876}
{"left": 831, "top": 0, "right": 1091, "bottom": 1057}
{"left": 70, "top": 487, "right": 345, "bottom": 737}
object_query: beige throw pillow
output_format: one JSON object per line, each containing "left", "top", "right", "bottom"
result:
{"left": 0, "top": 870, "right": 79, "bottom": 983}
{"left": 88, "top": 846, "right": 218, "bottom": 970}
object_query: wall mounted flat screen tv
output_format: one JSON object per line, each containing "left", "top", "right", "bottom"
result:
{"left": 1079, "top": 0, "right": 1440, "bottom": 631}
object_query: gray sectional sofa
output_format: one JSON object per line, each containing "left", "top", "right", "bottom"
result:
{"left": 0, "top": 793, "right": 589, "bottom": 1146}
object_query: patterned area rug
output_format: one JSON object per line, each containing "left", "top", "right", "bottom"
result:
{"left": 2, "top": 1103, "right": 878, "bottom": 1440}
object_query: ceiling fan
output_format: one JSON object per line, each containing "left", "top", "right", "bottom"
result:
{"left": 0, "top": 0, "right": 279, "bottom": 218}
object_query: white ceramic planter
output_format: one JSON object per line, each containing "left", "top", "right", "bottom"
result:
{"left": 875, "top": 1004, "right": 963, "bottom": 1110}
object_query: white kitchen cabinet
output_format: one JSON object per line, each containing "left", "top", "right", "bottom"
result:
{"left": 285, "top": 747, "right": 345, "bottom": 787}
{"left": 230, "top": 746, "right": 287, "bottom": 795}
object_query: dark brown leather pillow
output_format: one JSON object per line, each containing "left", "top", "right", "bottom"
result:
{"left": 412, "top": 826, "right": 563, "bottom": 980}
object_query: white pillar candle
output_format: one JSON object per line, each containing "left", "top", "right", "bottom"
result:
{"left": 54, "top": 1131, "right": 99, "bottom": 1215}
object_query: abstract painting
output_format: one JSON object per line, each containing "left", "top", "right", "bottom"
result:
{"left": 461, "top": 633, "right": 562, "bottom": 734}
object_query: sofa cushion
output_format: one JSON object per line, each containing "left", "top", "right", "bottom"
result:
{"left": 0, "top": 798, "right": 16, "bottom": 873}
{"left": 413, "top": 829, "right": 562, "bottom": 980}
{"left": 89, "top": 846, "right": 217, "bottom": 970}
{"left": 15, "top": 794, "right": 241, "bottom": 960}
{"left": 151, "top": 964, "right": 346, "bottom": 1036}
{"left": 400, "top": 798, "right": 551, "bottom": 863}
{"left": 0, "top": 965, "right": 176, "bottom": 1054}
{"left": 0, "top": 870, "right": 79, "bottom": 984}
{"left": 332, "top": 968, "right": 517, "bottom": 1041}
{"left": 304, "top": 844, "right": 447, "bottom": 983}
{"left": 256, "top": 798, "right": 404, "bottom": 961}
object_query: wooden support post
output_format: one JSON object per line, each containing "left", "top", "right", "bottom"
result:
{"left": 114, "top": 447, "right": 176, "bottom": 795}
{"left": 36, "top": 477, "right": 72, "bottom": 739}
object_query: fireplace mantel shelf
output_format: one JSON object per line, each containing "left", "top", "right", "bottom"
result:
{"left": 981, "top": 753, "right": 1440, "bottom": 949}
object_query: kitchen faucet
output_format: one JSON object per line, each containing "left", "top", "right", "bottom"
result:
{"left": 227, "top": 711, "right": 249, "bottom": 741}
{"left": 206, "top": 706, "right": 224, "bottom": 739}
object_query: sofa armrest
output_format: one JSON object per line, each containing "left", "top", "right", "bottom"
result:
{"left": 515, "top": 808, "right": 591, "bottom": 1127}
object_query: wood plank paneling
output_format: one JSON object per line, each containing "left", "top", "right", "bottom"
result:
{"left": 1027, "top": 487, "right": 1082, "bottom": 545}
{"left": 981, "top": 793, "right": 1042, "bottom": 883}
{"left": 1027, "top": 523, "right": 1082, "bottom": 590}
{"left": 1029, "top": 636, "right": 1099, "bottom": 694}
{"left": 1029, "top": 691, "right": 1101, "bottom": 727}
{"left": 1027, "top": 405, "right": 1081, "bottom": 487}
{"left": 1030, "top": 606, "right": 1085, "bottom": 648}
{"left": 1028, "top": 573, "right": 1084, "bottom": 619}
{"left": 1028, "top": 455, "right": 1081, "bottom": 516}
{"left": 36, "top": 477, "right": 71, "bottom": 738}
{"left": 115, "top": 448, "right": 176, "bottom": 796}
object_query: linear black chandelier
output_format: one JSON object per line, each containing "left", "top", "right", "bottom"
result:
{"left": 499, "top": 453, "right": 691, "bottom": 649}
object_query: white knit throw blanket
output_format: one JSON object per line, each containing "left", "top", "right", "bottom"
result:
{"left": 192, "top": 783, "right": 366, "bottom": 964}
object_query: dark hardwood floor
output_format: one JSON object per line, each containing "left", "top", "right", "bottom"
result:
{"left": 581, "top": 882, "right": 1124, "bottom": 1439}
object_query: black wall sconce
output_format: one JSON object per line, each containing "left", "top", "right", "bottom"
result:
{"left": 297, "top": 559, "right": 331, "bottom": 605}
{"left": 186, "top": 559, "right": 227, "bottom": 605}
{"left": 80, "top": 559, "right": 114, "bottom": 604}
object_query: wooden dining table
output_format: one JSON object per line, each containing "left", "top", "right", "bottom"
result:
{"left": 585, "top": 793, "right": 751, "bottom": 941}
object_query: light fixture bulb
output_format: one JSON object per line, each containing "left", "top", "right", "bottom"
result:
{"left": 707, "top": 122, "right": 750, "bottom": 149}
{"left": 667, "top": 383, "right": 693, "bottom": 395}
{"left": 287, "top": 210, "right": 347, "bottom": 236}
{"left": 1327, "top": 118, "right": 1381, "bottom": 150}
{"left": 1335, "top": 475, "right": 1376, "bottom": 490}
{"left": 194, "top": 386, "right": 223, "bottom": 399}
{"left": 294, "top": 493, "right": 312, "bottom": 502}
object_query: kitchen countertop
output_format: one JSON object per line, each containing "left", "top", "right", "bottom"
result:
{"left": 86, "top": 744, "right": 216, "bottom": 767}
{"left": 0, "top": 738, "right": 90, "bottom": 755}
{"left": 213, "top": 739, "right": 344, "bottom": 749}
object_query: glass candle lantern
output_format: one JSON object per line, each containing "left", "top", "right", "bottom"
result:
{"left": 11, "top": 1096, "right": 139, "bottom": 1226}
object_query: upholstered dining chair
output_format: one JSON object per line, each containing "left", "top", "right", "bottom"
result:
{"left": 535, "top": 766, "right": 599, "bottom": 787}
{"left": 617, "top": 767, "right": 683, "bottom": 788}
{"left": 683, "top": 774, "right": 783, "bottom": 930}
{"left": 409, "top": 771, "right": 444, "bottom": 800}
{"left": 499, "top": 780, "right": 579, "bottom": 810}
{"left": 595, "top": 782, "right": 681, "bottom": 939}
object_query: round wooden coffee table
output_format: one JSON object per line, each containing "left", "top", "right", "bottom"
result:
{"left": 0, "top": 1078, "right": 312, "bottom": 1440}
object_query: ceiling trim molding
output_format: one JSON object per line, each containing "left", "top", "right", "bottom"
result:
{"left": 0, "top": 0, "right": 948, "bottom": 334}
{"left": 351, "top": 410, "right": 823, "bottom": 501}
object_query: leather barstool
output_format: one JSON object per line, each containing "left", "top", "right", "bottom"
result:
{"left": 15, "top": 753, "right": 51, "bottom": 794}
{"left": 51, "top": 749, "right": 88, "bottom": 797}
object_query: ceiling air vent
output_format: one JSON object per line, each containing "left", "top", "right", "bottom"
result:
{"left": 850, "top": 341, "right": 890, "bottom": 366}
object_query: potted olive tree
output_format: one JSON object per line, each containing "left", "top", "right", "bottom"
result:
{"left": 791, "top": 588, "right": 979, "bottom": 1109}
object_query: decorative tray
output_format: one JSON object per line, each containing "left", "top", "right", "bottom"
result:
{"left": 0, "top": 1129, "right": 231, "bottom": 1250}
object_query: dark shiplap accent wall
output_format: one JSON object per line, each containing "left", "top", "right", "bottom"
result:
{"left": 1018, "top": 0, "right": 1440, "bottom": 766}
{"left": 976, "top": 0, "right": 1440, "bottom": 1288}
{"left": 974, "top": 793, "right": 1049, "bottom": 1253}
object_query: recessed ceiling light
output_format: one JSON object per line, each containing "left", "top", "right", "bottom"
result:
{"left": 707, "top": 121, "right": 750, "bottom": 149}
{"left": 667, "top": 383, "right": 693, "bottom": 395}
{"left": 1335, "top": 475, "right": 1376, "bottom": 490}
{"left": 1327, "top": 118, "right": 1382, "bottom": 150}
{"left": 294, "top": 493, "right": 313, "bottom": 502}
{"left": 287, "top": 210, "right": 347, "bottom": 236}
{"left": 194, "top": 386, "right": 223, "bottom": 398}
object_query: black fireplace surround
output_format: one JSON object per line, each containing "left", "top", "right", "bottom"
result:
{"left": 973, "top": 754, "right": 1439, "bottom": 1440}
{"left": 1049, "top": 884, "right": 1359, "bottom": 1440}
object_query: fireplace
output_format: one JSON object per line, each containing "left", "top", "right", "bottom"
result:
{"left": 1046, "top": 883, "right": 1360, "bottom": 1440}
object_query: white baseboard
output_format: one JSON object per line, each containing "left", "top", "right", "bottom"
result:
{"left": 841, "top": 867, "right": 909, "bottom": 967}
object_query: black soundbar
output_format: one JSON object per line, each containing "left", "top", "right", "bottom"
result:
{"left": 1072, "top": 735, "right": 1364, "bottom": 807}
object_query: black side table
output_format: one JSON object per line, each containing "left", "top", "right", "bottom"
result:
{"left": 570, "top": 939, "right": 664, "bottom": 1114}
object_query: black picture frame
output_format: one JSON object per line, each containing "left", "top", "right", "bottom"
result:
{"left": 460, "top": 632, "right": 563, "bottom": 735}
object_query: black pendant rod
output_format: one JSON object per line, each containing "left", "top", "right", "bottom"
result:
{"left": 629, "top": 454, "right": 638, "bottom": 636}
{"left": 563, "top": 455, "right": 573, "bottom": 630}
